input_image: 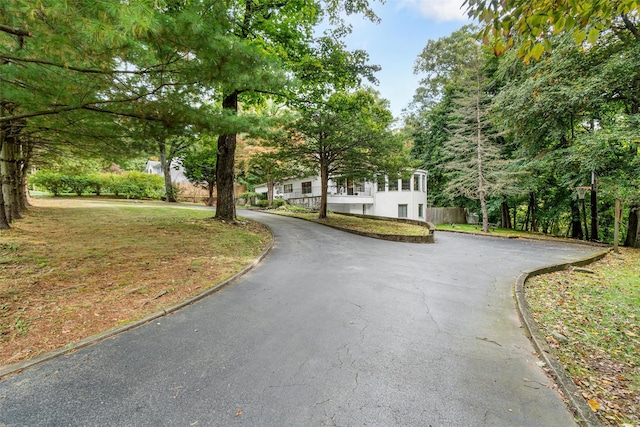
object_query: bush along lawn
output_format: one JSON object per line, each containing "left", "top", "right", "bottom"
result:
{"left": 525, "top": 249, "right": 640, "bottom": 426}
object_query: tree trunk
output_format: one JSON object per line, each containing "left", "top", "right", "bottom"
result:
{"left": 267, "top": 178, "right": 275, "bottom": 206}
{"left": 158, "top": 141, "right": 177, "bottom": 203}
{"left": 570, "top": 199, "right": 583, "bottom": 240}
{"left": 319, "top": 161, "right": 329, "bottom": 219}
{"left": 581, "top": 198, "right": 589, "bottom": 241}
{"left": 206, "top": 182, "right": 215, "bottom": 207}
{"left": 18, "top": 153, "right": 30, "bottom": 211}
{"left": 624, "top": 204, "right": 640, "bottom": 248}
{"left": 500, "top": 199, "right": 512, "bottom": 229}
{"left": 215, "top": 92, "right": 238, "bottom": 221}
{"left": 590, "top": 172, "right": 598, "bottom": 241}
{"left": 8, "top": 141, "right": 21, "bottom": 220}
{"left": 0, "top": 136, "right": 13, "bottom": 222}
{"left": 0, "top": 138, "right": 8, "bottom": 229}
{"left": 528, "top": 192, "right": 538, "bottom": 232}
{"left": 474, "top": 69, "right": 489, "bottom": 233}
{"left": 216, "top": 134, "right": 237, "bottom": 220}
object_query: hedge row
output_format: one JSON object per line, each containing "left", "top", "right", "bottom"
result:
{"left": 30, "top": 171, "right": 165, "bottom": 200}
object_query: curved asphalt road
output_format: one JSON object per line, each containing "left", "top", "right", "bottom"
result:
{"left": 0, "top": 211, "right": 602, "bottom": 426}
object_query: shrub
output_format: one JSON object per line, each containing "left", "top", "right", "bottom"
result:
{"left": 29, "top": 171, "right": 67, "bottom": 196}
{"left": 256, "top": 200, "right": 270, "bottom": 208}
{"left": 87, "top": 174, "right": 105, "bottom": 195}
{"left": 61, "top": 175, "right": 92, "bottom": 196}
{"left": 30, "top": 170, "right": 164, "bottom": 200}
{"left": 273, "top": 198, "right": 286, "bottom": 208}
{"left": 238, "top": 191, "right": 261, "bottom": 206}
{"left": 105, "top": 172, "right": 164, "bottom": 199}
{"left": 276, "top": 204, "right": 309, "bottom": 212}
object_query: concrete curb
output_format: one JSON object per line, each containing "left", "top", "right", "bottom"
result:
{"left": 439, "top": 228, "right": 610, "bottom": 248}
{"left": 0, "top": 222, "right": 275, "bottom": 379}
{"left": 514, "top": 249, "right": 610, "bottom": 427}
{"left": 262, "top": 210, "right": 435, "bottom": 243}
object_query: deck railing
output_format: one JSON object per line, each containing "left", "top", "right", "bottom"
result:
{"left": 283, "top": 185, "right": 372, "bottom": 199}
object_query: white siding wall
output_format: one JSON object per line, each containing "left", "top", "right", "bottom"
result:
{"left": 372, "top": 170, "right": 427, "bottom": 221}
{"left": 255, "top": 169, "right": 428, "bottom": 221}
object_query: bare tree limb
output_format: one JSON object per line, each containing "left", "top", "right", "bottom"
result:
{"left": 0, "top": 24, "right": 31, "bottom": 37}
{"left": 622, "top": 14, "right": 640, "bottom": 40}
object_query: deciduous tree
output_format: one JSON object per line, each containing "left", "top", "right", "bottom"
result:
{"left": 280, "top": 89, "right": 408, "bottom": 219}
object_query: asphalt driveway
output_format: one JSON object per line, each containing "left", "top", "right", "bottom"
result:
{"left": 0, "top": 211, "right": 602, "bottom": 426}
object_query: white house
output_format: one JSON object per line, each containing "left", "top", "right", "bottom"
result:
{"left": 254, "top": 169, "right": 429, "bottom": 222}
{"left": 145, "top": 160, "right": 190, "bottom": 183}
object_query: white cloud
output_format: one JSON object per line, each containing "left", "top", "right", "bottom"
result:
{"left": 398, "top": 0, "right": 469, "bottom": 22}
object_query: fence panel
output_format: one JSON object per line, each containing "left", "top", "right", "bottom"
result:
{"left": 425, "top": 207, "right": 467, "bottom": 225}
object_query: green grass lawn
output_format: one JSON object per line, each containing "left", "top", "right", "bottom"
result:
{"left": 0, "top": 198, "right": 270, "bottom": 366}
{"left": 526, "top": 249, "right": 640, "bottom": 426}
{"left": 269, "top": 208, "right": 431, "bottom": 236}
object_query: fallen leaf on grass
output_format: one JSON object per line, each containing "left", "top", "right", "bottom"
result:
{"left": 588, "top": 399, "right": 601, "bottom": 412}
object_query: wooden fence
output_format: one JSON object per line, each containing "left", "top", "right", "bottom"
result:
{"left": 425, "top": 207, "right": 467, "bottom": 225}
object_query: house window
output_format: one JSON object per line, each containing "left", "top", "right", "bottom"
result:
{"left": 388, "top": 178, "right": 398, "bottom": 191}
{"left": 377, "top": 176, "right": 386, "bottom": 192}
{"left": 301, "top": 181, "right": 312, "bottom": 194}
{"left": 401, "top": 178, "right": 410, "bottom": 191}
{"left": 398, "top": 204, "right": 408, "bottom": 218}
{"left": 418, "top": 203, "right": 424, "bottom": 218}
{"left": 284, "top": 184, "right": 293, "bottom": 193}
{"left": 413, "top": 174, "right": 420, "bottom": 191}
{"left": 422, "top": 175, "right": 427, "bottom": 192}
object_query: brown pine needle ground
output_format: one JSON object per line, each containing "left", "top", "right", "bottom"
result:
{"left": 0, "top": 198, "right": 270, "bottom": 367}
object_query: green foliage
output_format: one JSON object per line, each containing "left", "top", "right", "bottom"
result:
{"left": 464, "top": 0, "right": 640, "bottom": 60}
{"left": 181, "top": 137, "right": 217, "bottom": 188}
{"left": 277, "top": 88, "right": 409, "bottom": 218}
{"left": 86, "top": 174, "right": 104, "bottom": 195}
{"left": 61, "top": 175, "right": 93, "bottom": 196}
{"left": 275, "top": 204, "right": 309, "bottom": 213}
{"left": 272, "top": 198, "right": 286, "bottom": 208}
{"left": 29, "top": 171, "right": 67, "bottom": 196}
{"left": 256, "top": 200, "right": 270, "bottom": 208}
{"left": 104, "top": 172, "right": 164, "bottom": 200}
{"left": 409, "top": 19, "right": 640, "bottom": 244}
{"left": 30, "top": 170, "right": 163, "bottom": 200}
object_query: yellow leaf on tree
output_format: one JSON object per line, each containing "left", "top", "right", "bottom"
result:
{"left": 531, "top": 43, "right": 545, "bottom": 60}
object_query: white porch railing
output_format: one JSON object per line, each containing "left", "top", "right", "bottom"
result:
{"left": 283, "top": 185, "right": 372, "bottom": 199}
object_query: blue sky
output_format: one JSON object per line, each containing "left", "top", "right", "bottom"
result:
{"left": 342, "top": 0, "right": 472, "bottom": 119}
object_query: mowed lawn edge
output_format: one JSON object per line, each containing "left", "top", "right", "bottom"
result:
{"left": 525, "top": 249, "right": 640, "bottom": 426}
{"left": 0, "top": 198, "right": 271, "bottom": 367}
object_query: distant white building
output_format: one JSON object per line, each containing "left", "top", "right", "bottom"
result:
{"left": 144, "top": 160, "right": 189, "bottom": 183}
{"left": 254, "top": 169, "right": 429, "bottom": 222}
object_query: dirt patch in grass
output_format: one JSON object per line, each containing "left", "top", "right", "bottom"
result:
{"left": 0, "top": 198, "right": 270, "bottom": 367}
{"left": 526, "top": 248, "right": 640, "bottom": 426}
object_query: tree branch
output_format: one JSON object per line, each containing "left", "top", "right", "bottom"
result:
{"left": 0, "top": 85, "right": 171, "bottom": 123}
{"left": 0, "top": 54, "right": 183, "bottom": 75}
{"left": 0, "top": 24, "right": 31, "bottom": 37}
{"left": 622, "top": 14, "right": 640, "bottom": 40}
